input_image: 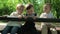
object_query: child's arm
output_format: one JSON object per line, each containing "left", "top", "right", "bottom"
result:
{"left": 10, "top": 12, "right": 15, "bottom": 16}
{"left": 10, "top": 12, "right": 23, "bottom": 19}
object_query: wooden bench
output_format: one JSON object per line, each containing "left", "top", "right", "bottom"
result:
{"left": 0, "top": 23, "right": 60, "bottom": 34}
{"left": 0, "top": 23, "right": 7, "bottom": 32}
{"left": 0, "top": 23, "right": 41, "bottom": 34}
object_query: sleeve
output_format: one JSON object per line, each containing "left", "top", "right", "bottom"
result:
{"left": 10, "top": 12, "right": 16, "bottom": 17}
{"left": 39, "top": 13, "right": 47, "bottom": 18}
{"left": 10, "top": 12, "right": 14, "bottom": 16}
{"left": 40, "top": 13, "right": 43, "bottom": 18}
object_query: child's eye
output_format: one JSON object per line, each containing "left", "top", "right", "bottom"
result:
{"left": 19, "top": 8, "right": 24, "bottom": 11}
{"left": 45, "top": 7, "right": 47, "bottom": 9}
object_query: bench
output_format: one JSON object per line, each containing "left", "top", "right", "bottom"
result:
{"left": 0, "top": 23, "right": 60, "bottom": 34}
{"left": 0, "top": 17, "right": 60, "bottom": 34}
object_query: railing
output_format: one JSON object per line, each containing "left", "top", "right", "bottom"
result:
{"left": 0, "top": 16, "right": 60, "bottom": 22}
{"left": 0, "top": 16, "right": 60, "bottom": 34}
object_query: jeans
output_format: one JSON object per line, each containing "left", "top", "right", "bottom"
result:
{"left": 2, "top": 26, "right": 20, "bottom": 34}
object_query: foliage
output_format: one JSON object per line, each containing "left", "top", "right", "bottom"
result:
{"left": 0, "top": 0, "right": 60, "bottom": 18}
{"left": 0, "top": 0, "right": 44, "bottom": 16}
{"left": 51, "top": 0, "right": 60, "bottom": 18}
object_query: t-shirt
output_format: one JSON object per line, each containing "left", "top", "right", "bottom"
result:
{"left": 7, "top": 11, "right": 24, "bottom": 27}
{"left": 25, "top": 13, "right": 37, "bottom": 17}
{"left": 23, "top": 13, "right": 37, "bottom": 29}
{"left": 39, "top": 12, "right": 54, "bottom": 27}
{"left": 40, "top": 12, "right": 54, "bottom": 18}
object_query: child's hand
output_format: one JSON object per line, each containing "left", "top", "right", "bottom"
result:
{"left": 24, "top": 16, "right": 29, "bottom": 19}
{"left": 18, "top": 15, "right": 23, "bottom": 19}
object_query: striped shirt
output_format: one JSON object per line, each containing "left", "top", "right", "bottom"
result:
{"left": 7, "top": 11, "right": 24, "bottom": 27}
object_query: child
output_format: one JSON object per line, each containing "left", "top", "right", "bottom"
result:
{"left": 25, "top": 4, "right": 37, "bottom": 17}
{"left": 25, "top": 4, "right": 37, "bottom": 30}
{"left": 2, "top": 4, "right": 24, "bottom": 34}
{"left": 40, "top": 3, "right": 57, "bottom": 34}
{"left": 18, "top": 4, "right": 37, "bottom": 34}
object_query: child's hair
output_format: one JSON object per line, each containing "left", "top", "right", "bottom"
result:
{"left": 26, "top": 4, "right": 33, "bottom": 10}
{"left": 44, "top": 3, "right": 51, "bottom": 9}
{"left": 16, "top": 4, "right": 24, "bottom": 9}
{"left": 45, "top": 3, "right": 51, "bottom": 7}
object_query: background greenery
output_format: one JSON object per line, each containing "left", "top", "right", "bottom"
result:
{"left": 0, "top": 0, "right": 60, "bottom": 18}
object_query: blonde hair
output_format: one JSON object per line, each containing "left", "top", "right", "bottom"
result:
{"left": 16, "top": 4, "right": 24, "bottom": 9}
{"left": 44, "top": 3, "right": 51, "bottom": 10}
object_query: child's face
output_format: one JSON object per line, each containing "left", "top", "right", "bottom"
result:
{"left": 27, "top": 7, "right": 34, "bottom": 14}
{"left": 43, "top": 5, "right": 51, "bottom": 13}
{"left": 17, "top": 7, "right": 24, "bottom": 14}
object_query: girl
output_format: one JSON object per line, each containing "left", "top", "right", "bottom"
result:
{"left": 2, "top": 4, "right": 24, "bottom": 34}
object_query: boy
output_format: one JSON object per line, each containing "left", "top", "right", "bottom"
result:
{"left": 25, "top": 4, "right": 37, "bottom": 18}
{"left": 40, "top": 3, "right": 57, "bottom": 34}
{"left": 25, "top": 4, "right": 37, "bottom": 30}
{"left": 2, "top": 4, "right": 24, "bottom": 34}
{"left": 18, "top": 4, "right": 37, "bottom": 34}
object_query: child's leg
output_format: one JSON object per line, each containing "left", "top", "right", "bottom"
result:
{"left": 2, "top": 26, "right": 12, "bottom": 34}
{"left": 41, "top": 23, "right": 48, "bottom": 34}
{"left": 10, "top": 26, "right": 20, "bottom": 34}
{"left": 18, "top": 26, "right": 23, "bottom": 34}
